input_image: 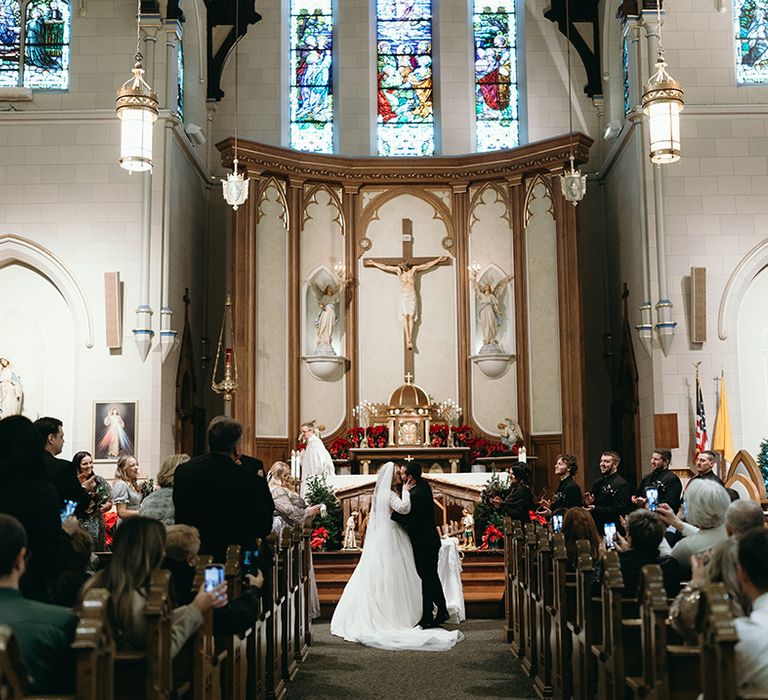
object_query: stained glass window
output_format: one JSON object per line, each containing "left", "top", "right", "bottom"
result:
{"left": 23, "top": 0, "right": 70, "bottom": 89}
{"left": 376, "top": 0, "right": 434, "bottom": 157}
{"left": 0, "top": 0, "right": 21, "bottom": 87}
{"left": 473, "top": 0, "right": 519, "bottom": 152}
{"left": 734, "top": 0, "right": 768, "bottom": 83}
{"left": 177, "top": 41, "right": 184, "bottom": 119}
{"left": 623, "top": 38, "right": 630, "bottom": 115}
{"left": 289, "top": 0, "right": 333, "bottom": 153}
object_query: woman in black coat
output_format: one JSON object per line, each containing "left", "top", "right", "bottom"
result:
{"left": 492, "top": 464, "right": 534, "bottom": 524}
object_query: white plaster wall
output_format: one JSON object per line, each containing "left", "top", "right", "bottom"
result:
{"left": 255, "top": 181, "right": 289, "bottom": 436}
{"left": 359, "top": 192, "right": 457, "bottom": 404}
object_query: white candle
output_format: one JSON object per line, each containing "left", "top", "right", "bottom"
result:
{"left": 519, "top": 446, "right": 527, "bottom": 464}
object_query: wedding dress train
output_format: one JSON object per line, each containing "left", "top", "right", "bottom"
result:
{"left": 330, "top": 462, "right": 463, "bottom": 651}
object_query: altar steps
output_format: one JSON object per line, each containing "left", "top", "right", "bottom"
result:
{"left": 313, "top": 549, "right": 505, "bottom": 620}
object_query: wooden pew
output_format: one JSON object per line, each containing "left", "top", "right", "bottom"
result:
{"left": 299, "top": 521, "right": 312, "bottom": 654}
{"left": 278, "top": 527, "right": 297, "bottom": 683}
{"left": 219, "top": 545, "right": 250, "bottom": 700}
{"left": 699, "top": 583, "right": 739, "bottom": 700}
{"left": 568, "top": 540, "right": 600, "bottom": 700}
{"left": 521, "top": 523, "right": 538, "bottom": 677}
{"left": 0, "top": 589, "right": 114, "bottom": 700}
{"left": 533, "top": 527, "right": 553, "bottom": 698}
{"left": 244, "top": 538, "right": 268, "bottom": 700}
{"left": 548, "top": 534, "right": 574, "bottom": 700}
{"left": 509, "top": 520, "right": 526, "bottom": 657}
{"left": 263, "top": 532, "right": 285, "bottom": 700}
{"left": 503, "top": 516, "right": 515, "bottom": 644}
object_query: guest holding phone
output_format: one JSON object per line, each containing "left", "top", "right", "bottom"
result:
{"left": 73, "top": 451, "right": 112, "bottom": 550}
{"left": 81, "top": 517, "right": 227, "bottom": 658}
{"left": 632, "top": 449, "right": 682, "bottom": 513}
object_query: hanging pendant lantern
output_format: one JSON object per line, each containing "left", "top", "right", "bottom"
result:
{"left": 222, "top": 158, "right": 250, "bottom": 210}
{"left": 116, "top": 56, "right": 158, "bottom": 173}
{"left": 560, "top": 155, "right": 587, "bottom": 206}
{"left": 642, "top": 54, "right": 684, "bottom": 164}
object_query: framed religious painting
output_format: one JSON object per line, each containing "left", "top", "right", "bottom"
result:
{"left": 93, "top": 401, "right": 137, "bottom": 461}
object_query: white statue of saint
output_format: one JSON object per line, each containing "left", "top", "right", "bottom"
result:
{"left": 470, "top": 270, "right": 514, "bottom": 351}
{"left": 308, "top": 274, "right": 345, "bottom": 355}
{"left": 343, "top": 511, "right": 358, "bottom": 549}
{"left": 299, "top": 421, "right": 335, "bottom": 498}
{"left": 364, "top": 255, "right": 448, "bottom": 350}
{"left": 0, "top": 357, "right": 23, "bottom": 417}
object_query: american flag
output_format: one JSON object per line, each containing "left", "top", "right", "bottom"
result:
{"left": 695, "top": 374, "right": 708, "bottom": 456}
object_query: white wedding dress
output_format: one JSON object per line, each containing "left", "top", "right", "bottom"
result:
{"left": 330, "top": 462, "right": 463, "bottom": 651}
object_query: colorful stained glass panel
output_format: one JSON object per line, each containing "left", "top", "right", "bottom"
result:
{"left": 177, "top": 41, "right": 184, "bottom": 119}
{"left": 0, "top": 0, "right": 21, "bottom": 87}
{"left": 376, "top": 0, "right": 435, "bottom": 156}
{"left": 734, "top": 0, "right": 768, "bottom": 83}
{"left": 289, "top": 0, "right": 334, "bottom": 153}
{"left": 473, "top": 0, "right": 520, "bottom": 152}
{"left": 23, "top": 0, "right": 70, "bottom": 89}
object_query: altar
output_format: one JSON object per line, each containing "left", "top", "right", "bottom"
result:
{"left": 348, "top": 446, "right": 471, "bottom": 474}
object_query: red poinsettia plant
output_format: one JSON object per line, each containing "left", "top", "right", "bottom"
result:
{"left": 480, "top": 523, "right": 504, "bottom": 549}
{"left": 328, "top": 438, "right": 351, "bottom": 460}
{"left": 310, "top": 526, "right": 329, "bottom": 551}
{"left": 366, "top": 425, "right": 389, "bottom": 448}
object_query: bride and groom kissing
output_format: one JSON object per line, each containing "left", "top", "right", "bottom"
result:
{"left": 330, "top": 461, "right": 463, "bottom": 651}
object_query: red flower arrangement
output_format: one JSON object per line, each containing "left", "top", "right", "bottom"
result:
{"left": 329, "top": 438, "right": 351, "bottom": 460}
{"left": 104, "top": 510, "right": 118, "bottom": 548}
{"left": 480, "top": 523, "right": 504, "bottom": 549}
{"left": 310, "top": 526, "right": 329, "bottom": 551}
{"left": 328, "top": 425, "right": 391, "bottom": 459}
{"left": 528, "top": 510, "right": 547, "bottom": 526}
{"left": 366, "top": 425, "right": 389, "bottom": 448}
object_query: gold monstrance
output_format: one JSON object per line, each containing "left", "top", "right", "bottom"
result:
{"left": 211, "top": 293, "right": 238, "bottom": 414}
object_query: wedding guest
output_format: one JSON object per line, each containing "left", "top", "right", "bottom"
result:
{"left": 267, "top": 461, "right": 321, "bottom": 618}
{"left": 48, "top": 528, "right": 93, "bottom": 608}
{"left": 490, "top": 464, "right": 533, "bottom": 524}
{"left": 562, "top": 507, "right": 601, "bottom": 567}
{"left": 81, "top": 517, "right": 228, "bottom": 658}
{"left": 34, "top": 416, "right": 93, "bottom": 516}
{"left": 140, "top": 454, "right": 190, "bottom": 527}
{"left": 162, "top": 524, "right": 201, "bottom": 606}
{"left": 112, "top": 455, "right": 144, "bottom": 524}
{"left": 0, "top": 514, "right": 77, "bottom": 695}
{"left": 584, "top": 450, "right": 632, "bottom": 530}
{"left": 0, "top": 415, "right": 73, "bottom": 601}
{"left": 735, "top": 528, "right": 768, "bottom": 692}
{"left": 174, "top": 416, "right": 274, "bottom": 562}
{"left": 660, "top": 479, "right": 730, "bottom": 577}
{"left": 632, "top": 449, "right": 683, "bottom": 513}
{"left": 73, "top": 450, "right": 112, "bottom": 550}
{"left": 615, "top": 509, "right": 680, "bottom": 598}
{"left": 539, "top": 454, "right": 583, "bottom": 515}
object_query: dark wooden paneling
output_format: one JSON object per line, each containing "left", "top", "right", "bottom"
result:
{"left": 530, "top": 434, "right": 563, "bottom": 499}
{"left": 653, "top": 413, "right": 679, "bottom": 450}
{"left": 254, "top": 438, "right": 290, "bottom": 470}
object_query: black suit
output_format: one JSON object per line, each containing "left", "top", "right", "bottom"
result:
{"left": 636, "top": 467, "right": 683, "bottom": 513}
{"left": 42, "top": 451, "right": 90, "bottom": 517}
{"left": 551, "top": 475, "right": 583, "bottom": 510}
{"left": 173, "top": 453, "right": 274, "bottom": 563}
{"left": 501, "top": 484, "right": 533, "bottom": 523}
{"left": 391, "top": 478, "right": 447, "bottom": 624}
{"left": 589, "top": 471, "right": 632, "bottom": 530}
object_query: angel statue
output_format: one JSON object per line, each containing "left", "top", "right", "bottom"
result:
{"left": 308, "top": 271, "right": 346, "bottom": 355}
{"left": 470, "top": 269, "right": 514, "bottom": 352}
{"left": 0, "top": 357, "right": 24, "bottom": 417}
{"left": 497, "top": 417, "right": 523, "bottom": 452}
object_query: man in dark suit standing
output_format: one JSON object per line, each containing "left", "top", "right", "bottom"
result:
{"left": 391, "top": 462, "right": 449, "bottom": 628}
{"left": 34, "top": 416, "right": 92, "bottom": 517}
{"left": 632, "top": 448, "right": 683, "bottom": 513}
{"left": 173, "top": 416, "right": 274, "bottom": 563}
{"left": 585, "top": 450, "right": 633, "bottom": 530}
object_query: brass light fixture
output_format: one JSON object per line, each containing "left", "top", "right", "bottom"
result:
{"left": 642, "top": 0, "right": 684, "bottom": 164}
{"left": 559, "top": 0, "right": 587, "bottom": 206}
{"left": 211, "top": 292, "right": 239, "bottom": 409}
{"left": 222, "top": 0, "right": 249, "bottom": 210}
{"left": 116, "top": 0, "right": 158, "bottom": 173}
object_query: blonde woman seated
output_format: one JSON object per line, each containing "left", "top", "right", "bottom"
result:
{"left": 140, "top": 454, "right": 190, "bottom": 526}
{"left": 81, "top": 517, "right": 227, "bottom": 658}
{"left": 267, "top": 461, "right": 322, "bottom": 618}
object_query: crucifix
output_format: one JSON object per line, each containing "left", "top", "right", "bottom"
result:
{"left": 363, "top": 218, "right": 450, "bottom": 378}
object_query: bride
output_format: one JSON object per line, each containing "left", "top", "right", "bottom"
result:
{"left": 330, "top": 461, "right": 463, "bottom": 651}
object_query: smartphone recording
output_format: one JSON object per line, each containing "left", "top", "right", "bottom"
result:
{"left": 603, "top": 522, "right": 617, "bottom": 550}
{"left": 204, "top": 564, "right": 224, "bottom": 592}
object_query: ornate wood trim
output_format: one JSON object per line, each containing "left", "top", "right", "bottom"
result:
{"left": 287, "top": 179, "right": 304, "bottom": 439}
{"left": 453, "top": 184, "right": 471, "bottom": 425}
{"left": 510, "top": 174, "right": 530, "bottom": 443}
{"left": 343, "top": 184, "right": 361, "bottom": 437}
{"left": 218, "top": 134, "right": 593, "bottom": 185}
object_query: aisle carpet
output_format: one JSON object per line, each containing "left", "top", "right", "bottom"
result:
{"left": 287, "top": 619, "right": 536, "bottom": 699}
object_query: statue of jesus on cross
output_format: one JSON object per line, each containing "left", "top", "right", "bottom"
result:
{"left": 363, "top": 219, "right": 450, "bottom": 353}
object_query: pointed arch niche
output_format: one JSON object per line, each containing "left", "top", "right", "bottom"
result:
{"left": 220, "top": 136, "right": 591, "bottom": 480}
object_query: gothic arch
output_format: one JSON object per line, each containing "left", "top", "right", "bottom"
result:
{"left": 717, "top": 237, "right": 768, "bottom": 340}
{"left": 0, "top": 234, "right": 94, "bottom": 348}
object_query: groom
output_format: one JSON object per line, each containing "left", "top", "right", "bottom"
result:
{"left": 391, "top": 462, "right": 449, "bottom": 628}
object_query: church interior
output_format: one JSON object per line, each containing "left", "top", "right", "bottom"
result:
{"left": 2, "top": 0, "right": 768, "bottom": 696}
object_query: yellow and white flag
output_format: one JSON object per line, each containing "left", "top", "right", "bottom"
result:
{"left": 712, "top": 374, "right": 735, "bottom": 466}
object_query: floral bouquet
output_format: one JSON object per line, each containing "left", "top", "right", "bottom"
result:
{"left": 366, "top": 425, "right": 389, "bottom": 448}
{"left": 329, "top": 438, "right": 352, "bottom": 460}
{"left": 429, "top": 423, "right": 449, "bottom": 447}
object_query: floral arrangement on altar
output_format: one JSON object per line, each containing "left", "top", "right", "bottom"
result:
{"left": 429, "top": 423, "right": 515, "bottom": 462}
{"left": 480, "top": 523, "right": 504, "bottom": 549}
{"left": 310, "top": 526, "right": 329, "bottom": 551}
{"left": 304, "top": 474, "right": 343, "bottom": 550}
{"left": 328, "top": 426, "right": 390, "bottom": 459}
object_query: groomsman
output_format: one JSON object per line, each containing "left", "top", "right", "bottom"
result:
{"left": 632, "top": 449, "right": 683, "bottom": 513}
{"left": 584, "top": 450, "right": 632, "bottom": 529}
{"left": 539, "top": 454, "right": 583, "bottom": 515}
{"left": 688, "top": 450, "right": 724, "bottom": 487}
